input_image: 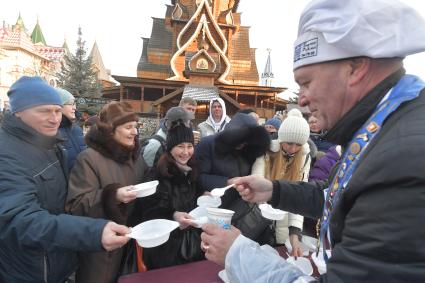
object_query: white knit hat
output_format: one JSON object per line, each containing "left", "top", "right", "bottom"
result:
{"left": 293, "top": 0, "right": 425, "bottom": 70}
{"left": 278, "top": 109, "right": 310, "bottom": 145}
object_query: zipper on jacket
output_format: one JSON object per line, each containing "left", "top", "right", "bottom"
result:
{"left": 43, "top": 253, "right": 48, "bottom": 283}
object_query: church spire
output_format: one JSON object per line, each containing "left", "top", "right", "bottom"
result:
{"left": 13, "top": 12, "right": 27, "bottom": 32}
{"left": 62, "top": 36, "right": 70, "bottom": 54}
{"left": 90, "top": 41, "right": 110, "bottom": 82}
{"left": 261, "top": 48, "right": 274, "bottom": 86}
{"left": 31, "top": 17, "right": 47, "bottom": 45}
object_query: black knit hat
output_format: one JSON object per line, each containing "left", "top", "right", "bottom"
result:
{"left": 166, "top": 121, "right": 194, "bottom": 152}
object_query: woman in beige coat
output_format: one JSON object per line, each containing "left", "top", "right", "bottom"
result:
{"left": 66, "top": 102, "right": 150, "bottom": 283}
{"left": 252, "top": 109, "right": 311, "bottom": 257}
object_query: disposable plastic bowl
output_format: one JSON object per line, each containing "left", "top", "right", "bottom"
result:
{"left": 129, "top": 219, "right": 179, "bottom": 248}
{"left": 132, "top": 180, "right": 159, "bottom": 198}
{"left": 311, "top": 250, "right": 331, "bottom": 275}
{"left": 286, "top": 256, "right": 313, "bottom": 276}
{"left": 301, "top": 235, "right": 317, "bottom": 252}
{"left": 259, "top": 203, "right": 287, "bottom": 220}
{"left": 189, "top": 206, "right": 208, "bottom": 219}
{"left": 197, "top": 195, "right": 221, "bottom": 208}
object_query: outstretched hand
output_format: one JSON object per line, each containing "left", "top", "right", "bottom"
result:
{"left": 116, "top": 185, "right": 138, "bottom": 203}
{"left": 173, "top": 211, "right": 194, "bottom": 229}
{"left": 229, "top": 175, "right": 273, "bottom": 203}
{"left": 201, "top": 223, "right": 241, "bottom": 266}
{"left": 101, "top": 222, "right": 131, "bottom": 251}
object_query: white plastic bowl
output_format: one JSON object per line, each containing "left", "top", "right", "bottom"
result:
{"left": 311, "top": 250, "right": 331, "bottom": 275}
{"left": 189, "top": 206, "right": 208, "bottom": 219}
{"left": 301, "top": 235, "right": 318, "bottom": 252}
{"left": 284, "top": 239, "right": 310, "bottom": 256}
{"left": 286, "top": 256, "right": 313, "bottom": 276}
{"left": 128, "top": 219, "right": 179, "bottom": 248}
{"left": 218, "top": 270, "right": 230, "bottom": 283}
{"left": 197, "top": 195, "right": 221, "bottom": 208}
{"left": 131, "top": 180, "right": 159, "bottom": 198}
{"left": 259, "top": 203, "right": 287, "bottom": 220}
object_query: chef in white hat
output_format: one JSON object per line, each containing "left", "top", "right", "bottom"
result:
{"left": 200, "top": 0, "right": 425, "bottom": 282}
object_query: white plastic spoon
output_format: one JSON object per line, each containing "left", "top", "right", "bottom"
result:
{"left": 210, "top": 184, "right": 235, "bottom": 197}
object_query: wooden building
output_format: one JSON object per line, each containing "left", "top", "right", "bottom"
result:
{"left": 104, "top": 0, "right": 288, "bottom": 121}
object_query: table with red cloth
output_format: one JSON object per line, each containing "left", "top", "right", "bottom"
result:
{"left": 118, "top": 246, "right": 320, "bottom": 283}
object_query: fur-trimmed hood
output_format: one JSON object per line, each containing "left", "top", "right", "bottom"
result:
{"left": 85, "top": 124, "right": 140, "bottom": 164}
{"left": 215, "top": 113, "right": 270, "bottom": 161}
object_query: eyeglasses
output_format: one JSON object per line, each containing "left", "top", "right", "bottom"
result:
{"left": 64, "top": 102, "right": 76, "bottom": 106}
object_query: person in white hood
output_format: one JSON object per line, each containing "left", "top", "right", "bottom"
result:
{"left": 197, "top": 97, "right": 230, "bottom": 138}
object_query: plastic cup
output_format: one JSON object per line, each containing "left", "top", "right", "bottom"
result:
{"left": 206, "top": 207, "right": 234, "bottom": 229}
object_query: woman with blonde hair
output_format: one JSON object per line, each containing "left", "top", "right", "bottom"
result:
{"left": 252, "top": 109, "right": 311, "bottom": 256}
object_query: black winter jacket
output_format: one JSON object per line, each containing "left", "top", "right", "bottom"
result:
{"left": 269, "top": 70, "right": 425, "bottom": 282}
{"left": 137, "top": 153, "right": 204, "bottom": 269}
{"left": 0, "top": 114, "right": 107, "bottom": 283}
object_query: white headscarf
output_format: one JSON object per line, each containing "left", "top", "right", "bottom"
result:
{"left": 293, "top": 0, "right": 425, "bottom": 70}
{"left": 208, "top": 97, "right": 227, "bottom": 133}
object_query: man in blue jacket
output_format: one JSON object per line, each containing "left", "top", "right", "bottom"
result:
{"left": 0, "top": 76, "right": 130, "bottom": 283}
{"left": 201, "top": 0, "right": 425, "bottom": 282}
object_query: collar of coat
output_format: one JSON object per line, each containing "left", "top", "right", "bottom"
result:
{"left": 1, "top": 113, "right": 64, "bottom": 149}
{"left": 59, "top": 115, "right": 72, "bottom": 128}
{"left": 84, "top": 124, "right": 140, "bottom": 164}
{"left": 324, "top": 68, "right": 405, "bottom": 146}
{"left": 157, "top": 152, "right": 197, "bottom": 182}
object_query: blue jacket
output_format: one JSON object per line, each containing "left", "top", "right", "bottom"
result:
{"left": 0, "top": 114, "right": 107, "bottom": 283}
{"left": 59, "top": 116, "right": 86, "bottom": 172}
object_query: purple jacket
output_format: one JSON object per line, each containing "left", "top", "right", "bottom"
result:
{"left": 309, "top": 145, "right": 340, "bottom": 181}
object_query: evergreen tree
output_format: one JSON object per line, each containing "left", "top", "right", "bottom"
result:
{"left": 288, "top": 91, "right": 299, "bottom": 104}
{"left": 57, "top": 27, "right": 102, "bottom": 114}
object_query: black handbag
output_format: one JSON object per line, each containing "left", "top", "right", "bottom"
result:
{"left": 230, "top": 198, "right": 276, "bottom": 246}
{"left": 180, "top": 228, "right": 204, "bottom": 262}
{"left": 118, "top": 239, "right": 138, "bottom": 275}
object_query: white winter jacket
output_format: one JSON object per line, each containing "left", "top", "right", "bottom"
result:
{"left": 251, "top": 140, "right": 311, "bottom": 244}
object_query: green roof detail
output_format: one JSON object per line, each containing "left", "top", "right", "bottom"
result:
{"left": 31, "top": 19, "right": 47, "bottom": 45}
{"left": 13, "top": 12, "right": 27, "bottom": 31}
{"left": 62, "top": 39, "right": 70, "bottom": 54}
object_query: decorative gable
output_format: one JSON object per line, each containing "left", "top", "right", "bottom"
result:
{"left": 188, "top": 49, "right": 216, "bottom": 72}
{"left": 169, "top": 0, "right": 231, "bottom": 84}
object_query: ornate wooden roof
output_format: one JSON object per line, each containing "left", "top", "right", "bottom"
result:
{"left": 138, "top": 0, "right": 259, "bottom": 85}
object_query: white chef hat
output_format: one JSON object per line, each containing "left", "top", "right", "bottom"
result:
{"left": 293, "top": 0, "right": 425, "bottom": 70}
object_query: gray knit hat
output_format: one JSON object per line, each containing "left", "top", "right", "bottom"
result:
{"left": 278, "top": 109, "right": 310, "bottom": 145}
{"left": 56, "top": 88, "right": 75, "bottom": 105}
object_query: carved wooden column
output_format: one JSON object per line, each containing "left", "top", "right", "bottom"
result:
{"left": 120, "top": 85, "right": 124, "bottom": 101}
{"left": 141, "top": 85, "right": 145, "bottom": 113}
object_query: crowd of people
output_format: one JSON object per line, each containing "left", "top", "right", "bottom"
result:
{"left": 1, "top": 0, "right": 425, "bottom": 282}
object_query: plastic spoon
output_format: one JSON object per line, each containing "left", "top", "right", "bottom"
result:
{"left": 210, "top": 184, "right": 235, "bottom": 197}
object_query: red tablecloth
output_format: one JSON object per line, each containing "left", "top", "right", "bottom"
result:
{"left": 118, "top": 246, "right": 319, "bottom": 283}
{"left": 118, "top": 260, "right": 224, "bottom": 283}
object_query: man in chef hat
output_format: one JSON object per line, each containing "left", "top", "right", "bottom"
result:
{"left": 200, "top": 0, "right": 425, "bottom": 282}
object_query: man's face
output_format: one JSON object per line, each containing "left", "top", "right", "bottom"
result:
{"left": 295, "top": 60, "right": 355, "bottom": 130}
{"left": 181, "top": 103, "right": 196, "bottom": 115}
{"left": 211, "top": 101, "right": 223, "bottom": 121}
{"left": 15, "top": 105, "right": 62, "bottom": 136}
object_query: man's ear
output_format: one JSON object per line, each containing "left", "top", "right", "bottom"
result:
{"left": 348, "top": 57, "right": 370, "bottom": 86}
